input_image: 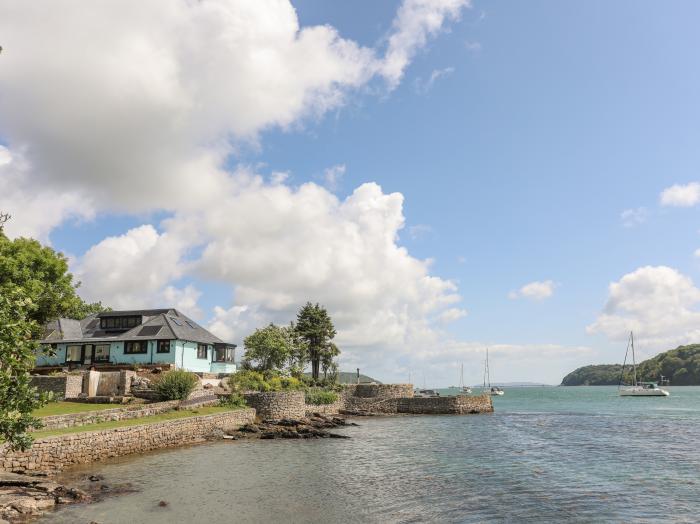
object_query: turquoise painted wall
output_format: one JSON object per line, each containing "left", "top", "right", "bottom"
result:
{"left": 35, "top": 339, "right": 232, "bottom": 374}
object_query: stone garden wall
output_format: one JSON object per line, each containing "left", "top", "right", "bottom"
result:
{"left": 244, "top": 391, "right": 306, "bottom": 420}
{"left": 397, "top": 395, "right": 493, "bottom": 415}
{"left": 29, "top": 376, "right": 83, "bottom": 400}
{"left": 1, "top": 409, "right": 256, "bottom": 473}
{"left": 345, "top": 384, "right": 414, "bottom": 399}
{"left": 36, "top": 400, "right": 183, "bottom": 431}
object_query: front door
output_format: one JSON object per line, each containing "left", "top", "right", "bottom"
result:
{"left": 83, "top": 344, "right": 94, "bottom": 365}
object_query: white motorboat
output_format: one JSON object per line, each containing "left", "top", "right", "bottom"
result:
{"left": 618, "top": 332, "right": 670, "bottom": 397}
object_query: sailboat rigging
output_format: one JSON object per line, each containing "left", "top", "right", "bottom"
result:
{"left": 482, "top": 348, "right": 504, "bottom": 396}
{"left": 618, "top": 331, "right": 669, "bottom": 397}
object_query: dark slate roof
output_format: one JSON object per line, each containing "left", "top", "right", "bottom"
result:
{"left": 38, "top": 308, "right": 226, "bottom": 345}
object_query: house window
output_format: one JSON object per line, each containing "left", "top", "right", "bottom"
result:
{"left": 214, "top": 346, "right": 234, "bottom": 363}
{"left": 124, "top": 341, "right": 147, "bottom": 354}
{"left": 197, "top": 344, "right": 208, "bottom": 359}
{"left": 157, "top": 340, "right": 171, "bottom": 353}
{"left": 100, "top": 316, "right": 142, "bottom": 330}
{"left": 94, "top": 344, "right": 111, "bottom": 362}
{"left": 66, "top": 345, "right": 82, "bottom": 363}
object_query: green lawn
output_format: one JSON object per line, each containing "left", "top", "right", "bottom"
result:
{"left": 33, "top": 401, "right": 127, "bottom": 417}
{"left": 32, "top": 406, "right": 237, "bottom": 439}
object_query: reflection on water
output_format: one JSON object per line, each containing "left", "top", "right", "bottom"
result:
{"left": 45, "top": 387, "right": 700, "bottom": 523}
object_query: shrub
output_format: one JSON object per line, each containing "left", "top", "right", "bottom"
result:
{"left": 305, "top": 390, "right": 338, "bottom": 405}
{"left": 219, "top": 392, "right": 247, "bottom": 409}
{"left": 154, "top": 370, "right": 198, "bottom": 400}
{"left": 229, "top": 370, "right": 304, "bottom": 393}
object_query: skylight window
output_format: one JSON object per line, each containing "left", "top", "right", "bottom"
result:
{"left": 185, "top": 321, "right": 196, "bottom": 329}
{"left": 169, "top": 316, "right": 183, "bottom": 326}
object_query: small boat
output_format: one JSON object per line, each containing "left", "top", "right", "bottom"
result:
{"left": 482, "top": 348, "right": 504, "bottom": 396}
{"left": 619, "top": 332, "right": 669, "bottom": 397}
{"left": 458, "top": 363, "right": 472, "bottom": 394}
{"left": 414, "top": 389, "right": 440, "bottom": 397}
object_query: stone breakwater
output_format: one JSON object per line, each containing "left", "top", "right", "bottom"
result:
{"left": 0, "top": 409, "right": 255, "bottom": 474}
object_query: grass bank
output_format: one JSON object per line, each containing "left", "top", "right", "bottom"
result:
{"left": 33, "top": 402, "right": 129, "bottom": 417}
{"left": 32, "top": 407, "right": 237, "bottom": 439}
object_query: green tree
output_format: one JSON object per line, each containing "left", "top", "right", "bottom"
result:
{"left": 295, "top": 302, "right": 337, "bottom": 381}
{"left": 0, "top": 232, "right": 106, "bottom": 327}
{"left": 0, "top": 289, "right": 47, "bottom": 450}
{"left": 243, "top": 323, "right": 293, "bottom": 371}
{"left": 285, "top": 321, "right": 308, "bottom": 377}
{"left": 321, "top": 342, "right": 340, "bottom": 381}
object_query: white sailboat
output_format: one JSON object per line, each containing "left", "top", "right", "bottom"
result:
{"left": 459, "top": 363, "right": 472, "bottom": 394}
{"left": 483, "top": 348, "right": 504, "bottom": 396}
{"left": 619, "top": 331, "right": 669, "bottom": 397}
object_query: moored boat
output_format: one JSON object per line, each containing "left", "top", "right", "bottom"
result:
{"left": 618, "top": 332, "right": 670, "bottom": 397}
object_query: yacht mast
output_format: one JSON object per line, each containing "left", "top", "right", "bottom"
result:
{"left": 631, "top": 331, "right": 637, "bottom": 386}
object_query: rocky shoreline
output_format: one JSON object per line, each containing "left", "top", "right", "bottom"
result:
{"left": 0, "top": 413, "right": 357, "bottom": 522}
{"left": 215, "top": 413, "right": 359, "bottom": 440}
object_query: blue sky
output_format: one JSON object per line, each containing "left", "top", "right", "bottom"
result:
{"left": 3, "top": 0, "right": 700, "bottom": 385}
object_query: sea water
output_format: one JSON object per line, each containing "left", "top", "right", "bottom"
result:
{"left": 44, "top": 386, "right": 700, "bottom": 523}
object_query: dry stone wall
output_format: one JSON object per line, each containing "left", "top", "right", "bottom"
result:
{"left": 36, "top": 400, "right": 182, "bottom": 431}
{"left": 29, "top": 376, "right": 82, "bottom": 399}
{"left": 345, "top": 384, "right": 414, "bottom": 399}
{"left": 1, "top": 409, "right": 255, "bottom": 473}
{"left": 398, "top": 395, "right": 493, "bottom": 414}
{"left": 244, "top": 391, "right": 306, "bottom": 420}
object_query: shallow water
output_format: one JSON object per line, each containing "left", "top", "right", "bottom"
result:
{"left": 44, "top": 386, "right": 700, "bottom": 523}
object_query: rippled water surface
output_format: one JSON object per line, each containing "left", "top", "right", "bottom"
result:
{"left": 45, "top": 387, "right": 700, "bottom": 523}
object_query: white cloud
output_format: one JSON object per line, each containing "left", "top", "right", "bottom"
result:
{"left": 0, "top": 0, "right": 487, "bottom": 382}
{"left": 321, "top": 164, "right": 346, "bottom": 192}
{"left": 620, "top": 207, "right": 648, "bottom": 227}
{"left": 0, "top": 146, "right": 94, "bottom": 242}
{"left": 73, "top": 225, "right": 197, "bottom": 314}
{"left": 509, "top": 280, "right": 556, "bottom": 301}
{"left": 408, "top": 223, "right": 433, "bottom": 239}
{"left": 464, "top": 41, "right": 482, "bottom": 52}
{"left": 660, "top": 182, "right": 700, "bottom": 207}
{"left": 437, "top": 308, "right": 468, "bottom": 323}
{"left": 414, "top": 66, "right": 455, "bottom": 94}
{"left": 587, "top": 266, "right": 700, "bottom": 349}
{"left": 382, "top": 0, "right": 470, "bottom": 88}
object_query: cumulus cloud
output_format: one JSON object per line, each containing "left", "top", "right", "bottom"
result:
{"left": 382, "top": 0, "right": 470, "bottom": 88}
{"left": 414, "top": 66, "right": 455, "bottom": 94}
{"left": 321, "top": 164, "right": 346, "bottom": 192}
{"left": 587, "top": 266, "right": 700, "bottom": 349}
{"left": 660, "top": 182, "right": 700, "bottom": 207}
{"left": 620, "top": 207, "right": 648, "bottom": 228}
{"left": 73, "top": 224, "right": 196, "bottom": 314}
{"left": 0, "top": 146, "right": 94, "bottom": 242}
{"left": 509, "top": 280, "right": 556, "bottom": 301}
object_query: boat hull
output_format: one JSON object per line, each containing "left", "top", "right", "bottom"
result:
{"left": 619, "top": 387, "right": 669, "bottom": 397}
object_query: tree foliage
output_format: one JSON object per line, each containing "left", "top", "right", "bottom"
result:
{"left": 0, "top": 290, "right": 47, "bottom": 450}
{"left": 243, "top": 323, "right": 294, "bottom": 371}
{"left": 561, "top": 344, "right": 700, "bottom": 386}
{"left": 0, "top": 231, "right": 106, "bottom": 328}
{"left": 295, "top": 302, "right": 337, "bottom": 381}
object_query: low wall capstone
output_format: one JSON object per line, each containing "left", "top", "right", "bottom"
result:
{"left": 1, "top": 409, "right": 255, "bottom": 473}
